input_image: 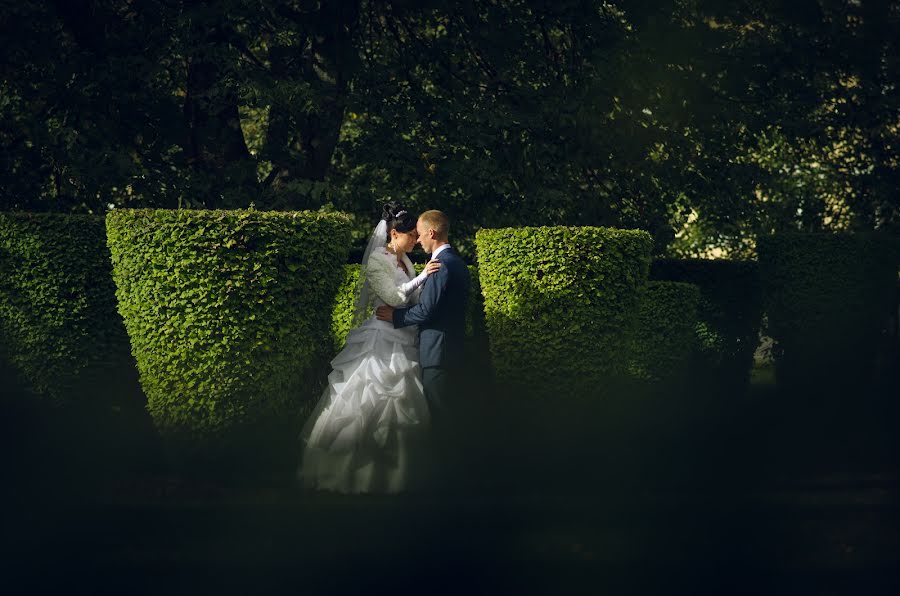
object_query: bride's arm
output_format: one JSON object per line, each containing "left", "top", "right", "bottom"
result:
{"left": 368, "top": 252, "right": 441, "bottom": 306}
{"left": 398, "top": 266, "right": 431, "bottom": 297}
{"left": 399, "top": 260, "right": 442, "bottom": 304}
{"left": 366, "top": 251, "right": 412, "bottom": 307}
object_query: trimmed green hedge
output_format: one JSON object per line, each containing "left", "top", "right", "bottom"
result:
{"left": 330, "top": 263, "right": 486, "bottom": 353}
{"left": 106, "top": 208, "right": 352, "bottom": 438}
{"left": 628, "top": 281, "right": 700, "bottom": 382}
{"left": 330, "top": 265, "right": 363, "bottom": 353}
{"left": 476, "top": 226, "right": 653, "bottom": 397}
{"left": 650, "top": 258, "right": 762, "bottom": 392}
{"left": 758, "top": 233, "right": 898, "bottom": 390}
{"left": 462, "top": 265, "right": 488, "bottom": 345}
{"left": 0, "top": 213, "right": 130, "bottom": 402}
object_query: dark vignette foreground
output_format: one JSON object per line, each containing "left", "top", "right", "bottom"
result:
{"left": 2, "top": 357, "right": 898, "bottom": 596}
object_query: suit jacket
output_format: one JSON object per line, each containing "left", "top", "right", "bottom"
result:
{"left": 393, "top": 247, "right": 470, "bottom": 369}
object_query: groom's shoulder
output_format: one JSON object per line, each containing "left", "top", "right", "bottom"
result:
{"left": 442, "top": 248, "right": 466, "bottom": 265}
{"left": 444, "top": 250, "right": 471, "bottom": 282}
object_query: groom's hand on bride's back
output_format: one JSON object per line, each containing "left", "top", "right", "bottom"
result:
{"left": 376, "top": 305, "right": 395, "bottom": 322}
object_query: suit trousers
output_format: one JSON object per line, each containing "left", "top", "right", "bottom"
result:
{"left": 422, "top": 366, "right": 450, "bottom": 434}
{"left": 422, "top": 366, "right": 462, "bottom": 489}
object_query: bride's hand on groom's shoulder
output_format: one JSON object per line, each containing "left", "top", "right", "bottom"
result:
{"left": 425, "top": 260, "right": 442, "bottom": 276}
{"left": 376, "top": 305, "right": 395, "bottom": 322}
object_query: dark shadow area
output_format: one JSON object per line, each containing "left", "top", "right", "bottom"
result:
{"left": 2, "top": 352, "right": 899, "bottom": 595}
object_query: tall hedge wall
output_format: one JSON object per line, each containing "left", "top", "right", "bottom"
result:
{"left": 0, "top": 213, "right": 130, "bottom": 402}
{"left": 650, "top": 258, "right": 762, "bottom": 392}
{"left": 106, "top": 209, "right": 352, "bottom": 438}
{"left": 476, "top": 226, "right": 653, "bottom": 397}
{"left": 628, "top": 281, "right": 700, "bottom": 383}
{"left": 758, "top": 232, "right": 898, "bottom": 391}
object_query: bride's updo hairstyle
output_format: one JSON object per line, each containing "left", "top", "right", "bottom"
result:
{"left": 382, "top": 201, "right": 416, "bottom": 235}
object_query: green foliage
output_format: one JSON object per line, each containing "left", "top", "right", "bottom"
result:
{"left": 628, "top": 281, "right": 700, "bottom": 383}
{"left": 330, "top": 2, "right": 651, "bottom": 257}
{"left": 667, "top": 1, "right": 900, "bottom": 255}
{"left": 758, "top": 233, "right": 898, "bottom": 390}
{"left": 0, "top": 1, "right": 193, "bottom": 212}
{"left": 106, "top": 208, "right": 352, "bottom": 438}
{"left": 463, "top": 265, "right": 487, "bottom": 343}
{"left": 650, "top": 258, "right": 762, "bottom": 392}
{"left": 330, "top": 264, "right": 363, "bottom": 353}
{"left": 476, "top": 226, "right": 653, "bottom": 398}
{"left": 0, "top": 213, "right": 130, "bottom": 402}
{"left": 3, "top": 1, "right": 895, "bottom": 257}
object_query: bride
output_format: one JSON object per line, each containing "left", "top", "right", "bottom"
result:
{"left": 297, "top": 202, "right": 440, "bottom": 494}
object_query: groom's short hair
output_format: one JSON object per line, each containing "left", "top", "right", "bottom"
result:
{"left": 420, "top": 210, "right": 449, "bottom": 238}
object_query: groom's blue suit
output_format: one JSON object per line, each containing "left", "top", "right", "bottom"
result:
{"left": 392, "top": 246, "right": 470, "bottom": 420}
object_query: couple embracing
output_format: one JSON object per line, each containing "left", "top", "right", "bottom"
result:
{"left": 298, "top": 202, "right": 471, "bottom": 494}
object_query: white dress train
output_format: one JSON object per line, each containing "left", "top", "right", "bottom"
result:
{"left": 298, "top": 248, "right": 430, "bottom": 494}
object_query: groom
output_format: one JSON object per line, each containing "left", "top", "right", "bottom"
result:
{"left": 376, "top": 210, "right": 470, "bottom": 447}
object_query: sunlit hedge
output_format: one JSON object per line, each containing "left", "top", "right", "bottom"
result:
{"left": 330, "top": 265, "right": 363, "bottom": 354}
{"left": 0, "top": 213, "right": 130, "bottom": 403}
{"left": 106, "top": 208, "right": 352, "bottom": 438}
{"left": 758, "top": 232, "right": 897, "bottom": 391}
{"left": 476, "top": 226, "right": 653, "bottom": 397}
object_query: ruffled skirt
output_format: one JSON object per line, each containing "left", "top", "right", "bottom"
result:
{"left": 298, "top": 317, "right": 430, "bottom": 494}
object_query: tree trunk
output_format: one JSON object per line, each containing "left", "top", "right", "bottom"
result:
{"left": 182, "top": 0, "right": 256, "bottom": 208}
{"left": 262, "top": 0, "right": 360, "bottom": 209}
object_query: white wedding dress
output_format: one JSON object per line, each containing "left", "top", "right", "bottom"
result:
{"left": 298, "top": 247, "right": 431, "bottom": 494}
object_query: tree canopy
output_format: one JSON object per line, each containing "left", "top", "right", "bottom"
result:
{"left": 2, "top": 0, "right": 897, "bottom": 257}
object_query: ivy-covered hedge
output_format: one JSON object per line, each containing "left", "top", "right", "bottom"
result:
{"left": 0, "top": 213, "right": 130, "bottom": 402}
{"left": 330, "top": 264, "right": 486, "bottom": 353}
{"left": 758, "top": 233, "right": 898, "bottom": 390}
{"left": 650, "top": 258, "right": 762, "bottom": 392}
{"left": 628, "top": 281, "right": 700, "bottom": 382}
{"left": 106, "top": 209, "right": 352, "bottom": 438}
{"left": 476, "top": 226, "right": 653, "bottom": 397}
